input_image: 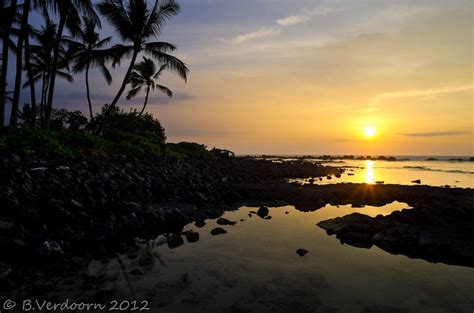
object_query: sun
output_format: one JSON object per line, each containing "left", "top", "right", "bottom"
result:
{"left": 363, "top": 126, "right": 376, "bottom": 137}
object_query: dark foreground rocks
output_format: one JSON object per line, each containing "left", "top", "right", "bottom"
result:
{"left": 0, "top": 153, "right": 473, "bottom": 291}
{"left": 0, "top": 155, "right": 341, "bottom": 270}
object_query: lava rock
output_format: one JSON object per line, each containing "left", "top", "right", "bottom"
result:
{"left": 216, "top": 218, "right": 236, "bottom": 226}
{"left": 167, "top": 233, "right": 184, "bottom": 249}
{"left": 210, "top": 227, "right": 227, "bottom": 236}
{"left": 296, "top": 249, "right": 308, "bottom": 257}
{"left": 257, "top": 206, "right": 269, "bottom": 218}
{"left": 184, "top": 230, "right": 200, "bottom": 243}
{"left": 194, "top": 220, "right": 206, "bottom": 228}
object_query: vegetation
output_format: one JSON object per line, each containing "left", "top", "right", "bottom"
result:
{"left": 0, "top": 108, "right": 210, "bottom": 158}
{"left": 126, "top": 57, "right": 172, "bottom": 116}
{"left": 0, "top": 0, "right": 188, "bottom": 130}
{"left": 0, "top": 0, "right": 196, "bottom": 158}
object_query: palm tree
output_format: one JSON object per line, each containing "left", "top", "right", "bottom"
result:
{"left": 34, "top": 0, "right": 99, "bottom": 128}
{"left": 96, "top": 0, "right": 188, "bottom": 132}
{"left": 24, "top": 19, "right": 73, "bottom": 123}
{"left": 66, "top": 16, "right": 112, "bottom": 120}
{"left": 126, "top": 57, "right": 172, "bottom": 115}
{"left": 24, "top": 20, "right": 37, "bottom": 127}
{"left": 11, "top": 0, "right": 34, "bottom": 126}
{"left": 0, "top": 0, "right": 18, "bottom": 126}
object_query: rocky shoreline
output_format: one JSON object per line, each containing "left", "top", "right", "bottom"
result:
{"left": 1, "top": 154, "right": 473, "bottom": 293}
{"left": 0, "top": 155, "right": 340, "bottom": 279}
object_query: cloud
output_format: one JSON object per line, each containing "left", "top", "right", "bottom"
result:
{"left": 276, "top": 15, "right": 310, "bottom": 26}
{"left": 230, "top": 27, "right": 280, "bottom": 44}
{"left": 371, "top": 84, "right": 474, "bottom": 104}
{"left": 276, "top": 6, "right": 333, "bottom": 27}
{"left": 304, "top": 7, "right": 334, "bottom": 16}
{"left": 401, "top": 131, "right": 467, "bottom": 137}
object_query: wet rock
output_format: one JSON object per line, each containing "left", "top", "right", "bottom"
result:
{"left": 296, "top": 249, "right": 308, "bottom": 257}
{"left": 130, "top": 268, "right": 145, "bottom": 275}
{"left": 194, "top": 220, "right": 206, "bottom": 228}
{"left": 138, "top": 253, "right": 155, "bottom": 266}
{"left": 217, "top": 218, "right": 236, "bottom": 226}
{"left": 412, "top": 179, "right": 421, "bottom": 184}
{"left": 31, "top": 167, "right": 48, "bottom": 172}
{"left": 10, "top": 154, "right": 21, "bottom": 164}
{"left": 39, "top": 241, "right": 64, "bottom": 258}
{"left": 184, "top": 230, "right": 200, "bottom": 243}
{"left": 257, "top": 206, "right": 269, "bottom": 218}
{"left": 0, "top": 220, "right": 14, "bottom": 233}
{"left": 265, "top": 216, "right": 272, "bottom": 220}
{"left": 70, "top": 199, "right": 84, "bottom": 209}
{"left": 211, "top": 227, "right": 227, "bottom": 236}
{"left": 166, "top": 233, "right": 184, "bottom": 249}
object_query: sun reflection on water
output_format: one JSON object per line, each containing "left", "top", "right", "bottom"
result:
{"left": 365, "top": 160, "right": 375, "bottom": 184}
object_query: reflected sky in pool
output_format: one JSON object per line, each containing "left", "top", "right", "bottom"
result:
{"left": 100, "top": 203, "right": 474, "bottom": 313}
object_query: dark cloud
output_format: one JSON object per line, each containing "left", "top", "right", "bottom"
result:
{"left": 401, "top": 131, "right": 467, "bottom": 137}
{"left": 52, "top": 90, "right": 193, "bottom": 108}
{"left": 166, "top": 128, "right": 247, "bottom": 138}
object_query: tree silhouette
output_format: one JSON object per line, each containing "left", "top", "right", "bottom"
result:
{"left": 34, "top": 0, "right": 98, "bottom": 128}
{"left": 96, "top": 0, "right": 188, "bottom": 131}
{"left": 66, "top": 16, "right": 112, "bottom": 120}
{"left": 25, "top": 18, "right": 73, "bottom": 123}
{"left": 127, "top": 57, "right": 172, "bottom": 115}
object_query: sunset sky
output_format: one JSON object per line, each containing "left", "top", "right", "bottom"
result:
{"left": 8, "top": 0, "right": 474, "bottom": 155}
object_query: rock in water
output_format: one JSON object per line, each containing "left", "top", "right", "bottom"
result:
{"left": 257, "top": 206, "right": 269, "bottom": 218}
{"left": 216, "top": 218, "right": 236, "bottom": 226}
{"left": 412, "top": 179, "right": 421, "bottom": 184}
{"left": 194, "top": 220, "right": 206, "bottom": 228}
{"left": 296, "top": 249, "right": 308, "bottom": 257}
{"left": 211, "top": 227, "right": 227, "bottom": 236}
{"left": 184, "top": 230, "right": 200, "bottom": 243}
{"left": 167, "top": 233, "right": 184, "bottom": 249}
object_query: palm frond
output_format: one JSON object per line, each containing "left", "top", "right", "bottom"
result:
{"left": 156, "top": 84, "right": 172, "bottom": 97}
{"left": 126, "top": 85, "right": 142, "bottom": 100}
{"left": 146, "top": 49, "right": 188, "bottom": 82}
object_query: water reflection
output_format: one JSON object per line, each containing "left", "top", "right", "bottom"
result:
{"left": 364, "top": 160, "right": 374, "bottom": 184}
{"left": 98, "top": 204, "right": 474, "bottom": 313}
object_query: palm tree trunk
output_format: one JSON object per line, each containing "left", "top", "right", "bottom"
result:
{"left": 98, "top": 49, "right": 139, "bottom": 134}
{"left": 40, "top": 72, "right": 48, "bottom": 123}
{"left": 11, "top": 0, "right": 31, "bottom": 126}
{"left": 85, "top": 62, "right": 93, "bottom": 120}
{"left": 24, "top": 25, "right": 37, "bottom": 128}
{"left": 139, "top": 85, "right": 151, "bottom": 116}
{"left": 0, "top": 0, "right": 18, "bottom": 127}
{"left": 44, "top": 14, "right": 67, "bottom": 128}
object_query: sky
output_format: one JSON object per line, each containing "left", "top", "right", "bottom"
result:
{"left": 5, "top": 0, "right": 474, "bottom": 155}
